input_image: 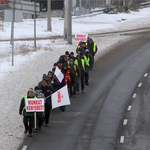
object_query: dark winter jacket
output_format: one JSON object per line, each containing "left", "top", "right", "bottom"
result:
{"left": 68, "top": 64, "right": 80, "bottom": 83}
{"left": 86, "top": 41, "right": 98, "bottom": 56}
{"left": 52, "top": 75, "right": 60, "bottom": 91}
{"left": 39, "top": 85, "right": 55, "bottom": 105}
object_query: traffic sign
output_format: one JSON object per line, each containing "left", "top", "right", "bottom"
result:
{"left": 8, "top": 0, "right": 40, "bottom": 14}
{"left": 4, "top": 10, "right": 23, "bottom": 22}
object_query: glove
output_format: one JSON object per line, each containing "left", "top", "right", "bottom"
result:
{"left": 46, "top": 90, "right": 52, "bottom": 95}
{"left": 19, "top": 112, "right": 22, "bottom": 115}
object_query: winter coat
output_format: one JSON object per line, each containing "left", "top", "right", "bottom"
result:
{"left": 74, "top": 59, "right": 86, "bottom": 77}
{"left": 52, "top": 75, "right": 60, "bottom": 91}
{"left": 39, "top": 85, "right": 55, "bottom": 105}
{"left": 64, "top": 68, "right": 71, "bottom": 85}
{"left": 47, "top": 76, "right": 53, "bottom": 86}
{"left": 86, "top": 41, "right": 98, "bottom": 56}
{"left": 68, "top": 64, "right": 80, "bottom": 83}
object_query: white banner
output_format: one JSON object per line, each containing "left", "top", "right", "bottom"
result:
{"left": 26, "top": 98, "right": 45, "bottom": 112}
{"left": 54, "top": 66, "right": 64, "bottom": 83}
{"left": 51, "top": 85, "right": 71, "bottom": 109}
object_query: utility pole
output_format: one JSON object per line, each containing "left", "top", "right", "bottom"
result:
{"left": 34, "top": 1, "right": 36, "bottom": 48}
{"left": 79, "top": 0, "right": 82, "bottom": 15}
{"left": 64, "top": 0, "right": 68, "bottom": 40}
{"left": 11, "top": 0, "right": 15, "bottom": 66}
{"left": 47, "top": 0, "right": 52, "bottom": 31}
{"left": 67, "top": 0, "right": 72, "bottom": 44}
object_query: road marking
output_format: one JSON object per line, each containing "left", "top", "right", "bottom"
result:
{"left": 138, "top": 83, "right": 142, "bottom": 87}
{"left": 120, "top": 136, "right": 125, "bottom": 143}
{"left": 127, "top": 105, "right": 132, "bottom": 111}
{"left": 132, "top": 93, "right": 137, "bottom": 98}
{"left": 144, "top": 73, "right": 148, "bottom": 77}
{"left": 22, "top": 145, "right": 27, "bottom": 150}
{"left": 123, "top": 119, "right": 128, "bottom": 125}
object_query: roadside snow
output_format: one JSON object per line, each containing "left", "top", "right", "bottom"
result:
{"left": 0, "top": 7, "right": 150, "bottom": 150}
{"left": 0, "top": 7, "right": 150, "bottom": 39}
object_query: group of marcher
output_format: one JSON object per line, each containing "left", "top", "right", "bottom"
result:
{"left": 19, "top": 37, "right": 98, "bottom": 137}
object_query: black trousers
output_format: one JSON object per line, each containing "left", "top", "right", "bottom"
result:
{"left": 23, "top": 116, "right": 34, "bottom": 134}
{"left": 70, "top": 81, "right": 76, "bottom": 96}
{"left": 45, "top": 103, "right": 51, "bottom": 124}
{"left": 37, "top": 112, "right": 44, "bottom": 128}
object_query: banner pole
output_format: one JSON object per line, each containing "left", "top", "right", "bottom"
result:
{"left": 34, "top": 111, "right": 36, "bottom": 129}
{"left": 45, "top": 94, "right": 52, "bottom": 100}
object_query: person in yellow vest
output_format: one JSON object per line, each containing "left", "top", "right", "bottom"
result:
{"left": 19, "top": 89, "right": 37, "bottom": 137}
{"left": 86, "top": 38, "right": 98, "bottom": 69}
{"left": 68, "top": 59, "right": 80, "bottom": 97}
{"left": 76, "top": 41, "right": 83, "bottom": 53}
{"left": 83, "top": 50, "right": 92, "bottom": 85}
{"left": 74, "top": 55, "right": 86, "bottom": 93}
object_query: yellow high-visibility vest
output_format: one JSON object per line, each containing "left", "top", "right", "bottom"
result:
{"left": 74, "top": 59, "right": 85, "bottom": 72}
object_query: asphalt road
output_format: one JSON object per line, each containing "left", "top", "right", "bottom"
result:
{"left": 117, "top": 60, "right": 150, "bottom": 149}
{"left": 21, "top": 33, "right": 150, "bottom": 150}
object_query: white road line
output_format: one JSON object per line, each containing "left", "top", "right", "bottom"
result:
{"left": 123, "top": 119, "right": 128, "bottom": 125}
{"left": 132, "top": 93, "right": 137, "bottom": 98}
{"left": 138, "top": 83, "right": 142, "bottom": 87}
{"left": 127, "top": 105, "right": 132, "bottom": 111}
{"left": 22, "top": 145, "right": 27, "bottom": 150}
{"left": 144, "top": 73, "right": 148, "bottom": 77}
{"left": 120, "top": 136, "right": 125, "bottom": 143}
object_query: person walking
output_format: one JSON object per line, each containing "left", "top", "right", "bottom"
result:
{"left": 83, "top": 50, "right": 92, "bottom": 85}
{"left": 86, "top": 38, "right": 98, "bottom": 69}
{"left": 39, "top": 79, "right": 55, "bottom": 127}
{"left": 19, "top": 89, "right": 37, "bottom": 137}
{"left": 68, "top": 59, "right": 80, "bottom": 97}
{"left": 74, "top": 55, "right": 86, "bottom": 93}
{"left": 34, "top": 86, "right": 45, "bottom": 131}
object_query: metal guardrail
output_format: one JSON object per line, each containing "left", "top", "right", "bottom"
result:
{"left": 140, "top": 1, "right": 150, "bottom": 6}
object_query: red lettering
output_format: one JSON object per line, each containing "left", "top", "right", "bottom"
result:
{"left": 28, "top": 100, "right": 42, "bottom": 105}
{"left": 57, "top": 91, "right": 61, "bottom": 103}
{"left": 75, "top": 37, "right": 86, "bottom": 42}
{"left": 76, "top": 34, "right": 86, "bottom": 38}
{"left": 27, "top": 105, "right": 44, "bottom": 111}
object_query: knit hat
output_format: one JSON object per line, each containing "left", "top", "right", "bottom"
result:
{"left": 53, "top": 63, "right": 57, "bottom": 66}
{"left": 65, "top": 51, "right": 69, "bottom": 55}
{"left": 69, "top": 59, "right": 74, "bottom": 63}
{"left": 48, "top": 71, "right": 53, "bottom": 75}
{"left": 27, "top": 88, "right": 34, "bottom": 94}
{"left": 89, "top": 38, "right": 93, "bottom": 42}
{"left": 34, "top": 86, "right": 39, "bottom": 90}
{"left": 42, "top": 74, "right": 47, "bottom": 79}
{"left": 70, "top": 52, "right": 74, "bottom": 55}
{"left": 63, "top": 62, "right": 68, "bottom": 68}
{"left": 52, "top": 68, "right": 56, "bottom": 72}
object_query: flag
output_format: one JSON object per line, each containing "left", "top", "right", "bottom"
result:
{"left": 54, "top": 66, "right": 64, "bottom": 83}
{"left": 51, "top": 85, "right": 71, "bottom": 109}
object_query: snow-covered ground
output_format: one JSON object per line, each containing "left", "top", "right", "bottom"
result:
{"left": 0, "top": 7, "right": 150, "bottom": 150}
